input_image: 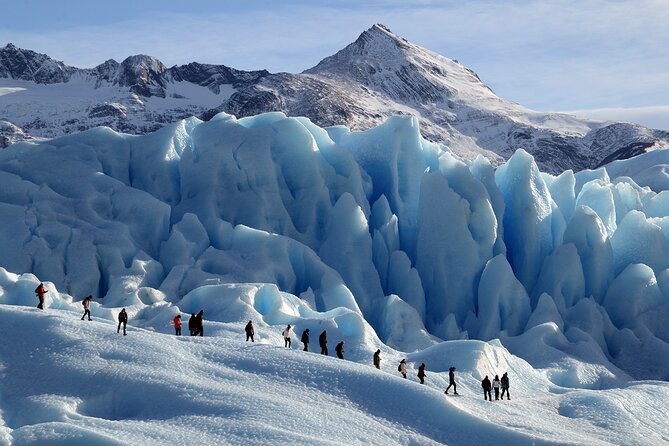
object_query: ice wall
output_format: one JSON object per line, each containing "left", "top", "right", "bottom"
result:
{"left": 2, "top": 113, "right": 669, "bottom": 378}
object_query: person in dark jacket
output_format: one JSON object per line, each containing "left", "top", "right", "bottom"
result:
{"left": 195, "top": 310, "right": 204, "bottom": 337}
{"left": 335, "top": 341, "right": 345, "bottom": 359}
{"left": 188, "top": 313, "right": 197, "bottom": 336}
{"left": 319, "top": 330, "right": 328, "bottom": 355}
{"left": 117, "top": 308, "right": 128, "bottom": 335}
{"left": 482, "top": 375, "right": 492, "bottom": 401}
{"left": 245, "top": 320, "right": 254, "bottom": 342}
{"left": 373, "top": 349, "right": 381, "bottom": 369}
{"left": 398, "top": 359, "right": 407, "bottom": 378}
{"left": 500, "top": 372, "right": 510, "bottom": 400}
{"left": 417, "top": 363, "right": 426, "bottom": 384}
{"left": 301, "top": 328, "right": 310, "bottom": 351}
{"left": 445, "top": 367, "right": 458, "bottom": 395}
{"left": 35, "top": 282, "right": 48, "bottom": 310}
{"left": 81, "top": 295, "right": 93, "bottom": 321}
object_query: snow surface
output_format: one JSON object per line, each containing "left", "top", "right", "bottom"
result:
{"left": 1, "top": 112, "right": 669, "bottom": 444}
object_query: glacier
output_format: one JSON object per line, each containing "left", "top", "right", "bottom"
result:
{"left": 1, "top": 112, "right": 669, "bottom": 379}
{"left": 1, "top": 112, "right": 669, "bottom": 443}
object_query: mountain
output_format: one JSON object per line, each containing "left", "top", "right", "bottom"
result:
{"left": 1, "top": 25, "right": 668, "bottom": 173}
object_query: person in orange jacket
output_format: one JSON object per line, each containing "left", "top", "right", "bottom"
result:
{"left": 35, "top": 282, "right": 48, "bottom": 310}
{"left": 173, "top": 314, "right": 182, "bottom": 336}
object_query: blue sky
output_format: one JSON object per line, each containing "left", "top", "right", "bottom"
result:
{"left": 1, "top": 0, "right": 668, "bottom": 129}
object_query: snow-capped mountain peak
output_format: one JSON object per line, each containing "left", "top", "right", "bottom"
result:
{"left": 1, "top": 28, "right": 668, "bottom": 173}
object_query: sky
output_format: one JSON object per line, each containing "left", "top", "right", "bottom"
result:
{"left": 1, "top": 0, "right": 668, "bottom": 130}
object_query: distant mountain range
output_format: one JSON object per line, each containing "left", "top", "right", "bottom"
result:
{"left": 1, "top": 24, "right": 667, "bottom": 173}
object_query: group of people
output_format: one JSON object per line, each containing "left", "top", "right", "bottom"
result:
{"left": 173, "top": 311, "right": 205, "bottom": 336}
{"left": 481, "top": 373, "right": 511, "bottom": 400}
{"left": 37, "top": 285, "right": 514, "bottom": 401}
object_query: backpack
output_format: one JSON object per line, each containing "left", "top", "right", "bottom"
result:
{"left": 398, "top": 363, "right": 402, "bottom": 372}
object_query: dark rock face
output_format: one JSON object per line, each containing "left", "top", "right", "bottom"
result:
{"left": 0, "top": 27, "right": 668, "bottom": 173}
{"left": 0, "top": 43, "right": 76, "bottom": 83}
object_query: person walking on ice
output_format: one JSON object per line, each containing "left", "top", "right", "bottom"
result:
{"left": 319, "top": 330, "right": 328, "bottom": 355}
{"left": 117, "top": 308, "right": 128, "bottom": 335}
{"left": 417, "top": 363, "right": 427, "bottom": 384}
{"left": 398, "top": 359, "right": 407, "bottom": 378}
{"left": 173, "top": 314, "right": 182, "bottom": 336}
{"left": 492, "top": 374, "right": 501, "bottom": 400}
{"left": 245, "top": 320, "right": 255, "bottom": 342}
{"left": 194, "top": 310, "right": 204, "bottom": 336}
{"left": 283, "top": 324, "right": 292, "bottom": 348}
{"left": 373, "top": 349, "right": 381, "bottom": 369}
{"left": 81, "top": 296, "right": 93, "bottom": 321}
{"left": 501, "top": 372, "right": 511, "bottom": 400}
{"left": 301, "top": 328, "right": 310, "bottom": 351}
{"left": 188, "top": 313, "right": 197, "bottom": 336}
{"left": 482, "top": 375, "right": 492, "bottom": 401}
{"left": 335, "top": 341, "right": 345, "bottom": 359}
{"left": 35, "top": 282, "right": 48, "bottom": 310}
{"left": 445, "top": 367, "right": 458, "bottom": 395}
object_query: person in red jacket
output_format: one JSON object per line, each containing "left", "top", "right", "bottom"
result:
{"left": 173, "top": 314, "right": 182, "bottom": 336}
{"left": 35, "top": 282, "right": 48, "bottom": 310}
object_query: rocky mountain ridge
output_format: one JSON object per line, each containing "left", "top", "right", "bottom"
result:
{"left": 1, "top": 25, "right": 667, "bottom": 173}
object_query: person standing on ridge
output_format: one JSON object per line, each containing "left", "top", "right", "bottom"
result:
{"left": 373, "top": 349, "right": 381, "bottom": 369}
{"left": 301, "top": 328, "right": 310, "bottom": 351}
{"left": 335, "top": 340, "right": 345, "bottom": 359}
{"left": 283, "top": 324, "right": 292, "bottom": 348}
{"left": 35, "top": 282, "right": 48, "bottom": 310}
{"left": 501, "top": 372, "right": 510, "bottom": 400}
{"left": 398, "top": 359, "right": 407, "bottom": 378}
{"left": 482, "top": 375, "right": 492, "bottom": 401}
{"left": 81, "top": 295, "right": 93, "bottom": 321}
{"left": 173, "top": 314, "right": 182, "bottom": 336}
{"left": 194, "top": 310, "right": 204, "bottom": 336}
{"left": 117, "top": 308, "right": 128, "bottom": 335}
{"left": 492, "top": 374, "right": 501, "bottom": 400}
{"left": 417, "top": 363, "right": 427, "bottom": 384}
{"left": 319, "top": 330, "right": 328, "bottom": 355}
{"left": 245, "top": 320, "right": 255, "bottom": 342}
{"left": 188, "top": 313, "right": 197, "bottom": 336}
{"left": 445, "top": 367, "right": 458, "bottom": 395}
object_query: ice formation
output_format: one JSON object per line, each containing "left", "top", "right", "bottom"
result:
{"left": 1, "top": 111, "right": 669, "bottom": 384}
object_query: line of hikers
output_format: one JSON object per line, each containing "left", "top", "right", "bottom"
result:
{"left": 38, "top": 285, "right": 514, "bottom": 400}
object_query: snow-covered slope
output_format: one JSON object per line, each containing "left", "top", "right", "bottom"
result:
{"left": 1, "top": 287, "right": 668, "bottom": 445}
{"left": 2, "top": 26, "right": 668, "bottom": 173}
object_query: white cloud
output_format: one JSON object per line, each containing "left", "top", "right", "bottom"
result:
{"left": 562, "top": 105, "right": 669, "bottom": 131}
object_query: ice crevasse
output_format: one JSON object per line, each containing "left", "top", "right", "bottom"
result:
{"left": 1, "top": 111, "right": 669, "bottom": 380}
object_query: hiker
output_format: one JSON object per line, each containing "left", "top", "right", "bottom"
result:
{"left": 445, "top": 367, "right": 458, "bottom": 395}
{"left": 398, "top": 359, "right": 407, "bottom": 378}
{"left": 319, "top": 330, "right": 328, "bottom": 355}
{"left": 500, "top": 372, "right": 510, "bottom": 400}
{"left": 417, "top": 363, "right": 426, "bottom": 384}
{"left": 245, "top": 320, "right": 255, "bottom": 342}
{"left": 335, "top": 341, "right": 345, "bottom": 359}
{"left": 173, "top": 314, "right": 182, "bottom": 336}
{"left": 81, "top": 295, "right": 93, "bottom": 321}
{"left": 373, "top": 349, "right": 381, "bottom": 369}
{"left": 283, "top": 324, "right": 292, "bottom": 348}
{"left": 482, "top": 375, "right": 492, "bottom": 401}
{"left": 35, "top": 282, "right": 48, "bottom": 310}
{"left": 188, "top": 313, "right": 197, "bottom": 336}
{"left": 301, "top": 328, "right": 310, "bottom": 351}
{"left": 492, "top": 375, "right": 501, "bottom": 400}
{"left": 117, "top": 308, "right": 128, "bottom": 335}
{"left": 193, "top": 310, "right": 204, "bottom": 336}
